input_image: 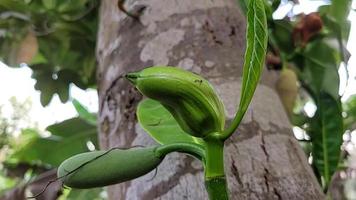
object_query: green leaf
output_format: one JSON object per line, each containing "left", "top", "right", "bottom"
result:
{"left": 291, "top": 113, "right": 309, "bottom": 127}
{"left": 329, "top": 0, "right": 351, "bottom": 25}
{"left": 309, "top": 92, "right": 343, "bottom": 187}
{"left": 302, "top": 39, "right": 340, "bottom": 100}
{"left": 32, "top": 69, "right": 69, "bottom": 106}
{"left": 237, "top": 0, "right": 268, "bottom": 120}
{"left": 238, "top": 0, "right": 280, "bottom": 20}
{"left": 72, "top": 98, "right": 97, "bottom": 125}
{"left": 320, "top": 8, "right": 351, "bottom": 64}
{"left": 224, "top": 0, "right": 268, "bottom": 137}
{"left": 269, "top": 20, "right": 294, "bottom": 54}
{"left": 31, "top": 68, "right": 90, "bottom": 106}
{"left": 319, "top": 1, "right": 352, "bottom": 41}
{"left": 137, "top": 99, "right": 204, "bottom": 145}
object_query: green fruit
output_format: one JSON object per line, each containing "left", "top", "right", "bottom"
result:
{"left": 276, "top": 68, "right": 298, "bottom": 118}
{"left": 126, "top": 66, "right": 225, "bottom": 137}
{"left": 57, "top": 147, "right": 163, "bottom": 189}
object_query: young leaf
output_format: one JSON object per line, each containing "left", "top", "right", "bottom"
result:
{"left": 72, "top": 98, "right": 97, "bottom": 125}
{"left": 137, "top": 99, "right": 204, "bottom": 146}
{"left": 222, "top": 0, "right": 268, "bottom": 138}
{"left": 309, "top": 92, "right": 343, "bottom": 187}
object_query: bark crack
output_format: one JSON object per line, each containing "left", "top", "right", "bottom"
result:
{"left": 231, "top": 158, "right": 242, "bottom": 185}
{"left": 261, "top": 133, "right": 270, "bottom": 162}
{"left": 261, "top": 133, "right": 271, "bottom": 194}
{"left": 261, "top": 133, "right": 283, "bottom": 200}
{"left": 263, "top": 168, "right": 270, "bottom": 192}
{"left": 273, "top": 187, "right": 282, "bottom": 200}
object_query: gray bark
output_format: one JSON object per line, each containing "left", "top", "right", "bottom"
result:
{"left": 96, "top": 0, "right": 324, "bottom": 199}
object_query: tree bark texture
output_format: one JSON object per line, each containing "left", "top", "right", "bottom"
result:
{"left": 96, "top": 0, "right": 325, "bottom": 199}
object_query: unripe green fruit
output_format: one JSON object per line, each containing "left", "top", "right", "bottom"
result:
{"left": 57, "top": 147, "right": 163, "bottom": 189}
{"left": 276, "top": 68, "right": 298, "bottom": 118}
{"left": 126, "top": 66, "right": 225, "bottom": 137}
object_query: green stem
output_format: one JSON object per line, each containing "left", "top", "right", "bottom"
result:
{"left": 205, "top": 176, "right": 229, "bottom": 200}
{"left": 219, "top": 113, "right": 244, "bottom": 141}
{"left": 204, "top": 139, "right": 229, "bottom": 200}
{"left": 155, "top": 143, "right": 205, "bottom": 160}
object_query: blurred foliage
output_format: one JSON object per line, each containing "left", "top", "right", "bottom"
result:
{"left": 259, "top": 0, "right": 353, "bottom": 191}
{"left": 0, "top": 97, "right": 33, "bottom": 149}
{"left": 0, "top": 0, "right": 98, "bottom": 106}
{"left": 0, "top": 97, "right": 35, "bottom": 194}
{"left": 344, "top": 95, "right": 356, "bottom": 130}
{"left": 8, "top": 117, "right": 98, "bottom": 166}
{"left": 0, "top": 98, "right": 100, "bottom": 199}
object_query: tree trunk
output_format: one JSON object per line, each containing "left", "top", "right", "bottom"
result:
{"left": 96, "top": 0, "right": 324, "bottom": 199}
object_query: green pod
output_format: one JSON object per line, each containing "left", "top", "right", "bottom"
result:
{"left": 126, "top": 66, "right": 225, "bottom": 137}
{"left": 57, "top": 147, "right": 163, "bottom": 189}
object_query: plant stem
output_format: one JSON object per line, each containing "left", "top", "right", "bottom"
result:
{"left": 204, "top": 139, "right": 229, "bottom": 200}
{"left": 155, "top": 143, "right": 205, "bottom": 160}
{"left": 219, "top": 111, "right": 244, "bottom": 141}
{"left": 205, "top": 176, "right": 229, "bottom": 200}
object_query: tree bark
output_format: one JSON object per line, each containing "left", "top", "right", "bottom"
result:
{"left": 96, "top": 0, "right": 324, "bottom": 199}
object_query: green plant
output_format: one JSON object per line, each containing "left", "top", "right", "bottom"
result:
{"left": 56, "top": 0, "right": 267, "bottom": 199}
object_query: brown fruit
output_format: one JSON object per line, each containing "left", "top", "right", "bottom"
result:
{"left": 305, "top": 13, "right": 323, "bottom": 33}
{"left": 293, "top": 12, "right": 323, "bottom": 46}
{"left": 16, "top": 32, "right": 38, "bottom": 64}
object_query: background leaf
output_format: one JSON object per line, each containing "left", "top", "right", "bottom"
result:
{"left": 269, "top": 20, "right": 294, "bottom": 54}
{"left": 344, "top": 95, "right": 356, "bottom": 130}
{"left": 302, "top": 39, "right": 340, "bottom": 99}
{"left": 308, "top": 92, "right": 343, "bottom": 186}
{"left": 137, "top": 99, "right": 204, "bottom": 146}
{"left": 9, "top": 117, "right": 98, "bottom": 167}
